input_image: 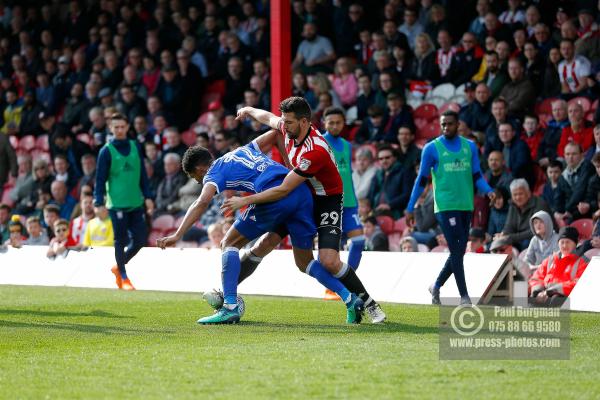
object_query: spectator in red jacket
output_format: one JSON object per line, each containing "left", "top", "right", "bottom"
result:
{"left": 529, "top": 226, "right": 589, "bottom": 306}
{"left": 521, "top": 114, "right": 544, "bottom": 161}
{"left": 558, "top": 102, "right": 594, "bottom": 157}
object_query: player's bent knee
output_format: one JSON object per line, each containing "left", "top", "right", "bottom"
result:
{"left": 319, "top": 255, "right": 341, "bottom": 274}
{"left": 251, "top": 232, "right": 281, "bottom": 257}
{"left": 221, "top": 228, "right": 249, "bottom": 251}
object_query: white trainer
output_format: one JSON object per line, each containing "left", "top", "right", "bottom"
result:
{"left": 366, "top": 303, "right": 386, "bottom": 324}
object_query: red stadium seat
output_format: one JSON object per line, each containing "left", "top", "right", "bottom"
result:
{"left": 438, "top": 102, "right": 460, "bottom": 114}
{"left": 413, "top": 103, "right": 439, "bottom": 121}
{"left": 181, "top": 130, "right": 196, "bottom": 146}
{"left": 376, "top": 215, "right": 394, "bottom": 235}
{"left": 1, "top": 183, "right": 15, "bottom": 206}
{"left": 35, "top": 134, "right": 49, "bottom": 151}
{"left": 18, "top": 135, "right": 35, "bottom": 152}
{"left": 417, "top": 122, "right": 441, "bottom": 141}
{"left": 585, "top": 111, "right": 595, "bottom": 122}
{"left": 344, "top": 126, "right": 359, "bottom": 142}
{"left": 393, "top": 217, "right": 407, "bottom": 233}
{"left": 30, "top": 150, "right": 51, "bottom": 164}
{"left": 535, "top": 97, "right": 556, "bottom": 115}
{"left": 585, "top": 248, "right": 600, "bottom": 258}
{"left": 147, "top": 229, "right": 163, "bottom": 246}
{"left": 415, "top": 138, "right": 428, "bottom": 148}
{"left": 569, "top": 97, "right": 591, "bottom": 113}
{"left": 152, "top": 214, "right": 175, "bottom": 232}
{"left": 570, "top": 219, "right": 594, "bottom": 241}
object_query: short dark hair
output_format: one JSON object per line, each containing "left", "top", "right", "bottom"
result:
{"left": 441, "top": 110, "right": 459, "bottom": 120}
{"left": 492, "top": 97, "right": 507, "bottom": 106}
{"left": 560, "top": 38, "right": 575, "bottom": 46}
{"left": 54, "top": 154, "right": 68, "bottom": 163}
{"left": 485, "top": 50, "right": 499, "bottom": 58}
{"left": 110, "top": 112, "right": 128, "bottom": 123}
{"left": 367, "top": 105, "right": 385, "bottom": 118}
{"left": 524, "top": 114, "right": 538, "bottom": 122}
{"left": 548, "top": 160, "right": 563, "bottom": 170}
{"left": 398, "top": 125, "right": 414, "bottom": 135}
{"left": 43, "top": 204, "right": 60, "bottom": 215}
{"left": 377, "top": 144, "right": 396, "bottom": 157}
{"left": 279, "top": 96, "right": 312, "bottom": 121}
{"left": 592, "top": 152, "right": 600, "bottom": 165}
{"left": 0, "top": 203, "right": 10, "bottom": 212}
{"left": 323, "top": 107, "right": 345, "bottom": 119}
{"left": 182, "top": 146, "right": 214, "bottom": 175}
{"left": 364, "top": 216, "right": 378, "bottom": 226}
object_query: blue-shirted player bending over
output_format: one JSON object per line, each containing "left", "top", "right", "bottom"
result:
{"left": 156, "top": 145, "right": 365, "bottom": 324}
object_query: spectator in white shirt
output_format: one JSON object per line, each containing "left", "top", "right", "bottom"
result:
{"left": 352, "top": 147, "right": 377, "bottom": 200}
{"left": 558, "top": 39, "right": 591, "bottom": 96}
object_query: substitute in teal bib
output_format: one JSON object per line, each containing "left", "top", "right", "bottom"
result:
{"left": 105, "top": 140, "right": 144, "bottom": 210}
{"left": 431, "top": 136, "right": 474, "bottom": 213}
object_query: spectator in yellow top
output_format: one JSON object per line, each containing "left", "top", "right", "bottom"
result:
{"left": 83, "top": 206, "right": 114, "bottom": 247}
{"left": 1, "top": 88, "right": 22, "bottom": 135}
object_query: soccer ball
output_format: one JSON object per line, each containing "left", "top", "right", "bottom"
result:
{"left": 203, "top": 289, "right": 245, "bottom": 317}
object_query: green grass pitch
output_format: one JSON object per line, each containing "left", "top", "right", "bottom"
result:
{"left": 1, "top": 285, "right": 600, "bottom": 399}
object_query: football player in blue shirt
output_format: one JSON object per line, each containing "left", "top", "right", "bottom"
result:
{"left": 156, "top": 144, "right": 365, "bottom": 324}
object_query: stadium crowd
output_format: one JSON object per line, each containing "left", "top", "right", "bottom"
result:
{"left": 0, "top": 0, "right": 599, "bottom": 289}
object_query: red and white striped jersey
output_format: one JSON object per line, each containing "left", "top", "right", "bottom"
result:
{"left": 559, "top": 56, "right": 591, "bottom": 93}
{"left": 436, "top": 47, "right": 457, "bottom": 77}
{"left": 277, "top": 120, "right": 343, "bottom": 196}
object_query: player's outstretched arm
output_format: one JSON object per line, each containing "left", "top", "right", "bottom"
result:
{"left": 221, "top": 171, "right": 306, "bottom": 213}
{"left": 253, "top": 129, "right": 292, "bottom": 169}
{"left": 156, "top": 184, "right": 217, "bottom": 248}
{"left": 236, "top": 107, "right": 281, "bottom": 130}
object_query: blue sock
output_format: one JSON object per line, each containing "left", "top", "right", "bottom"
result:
{"left": 306, "top": 260, "right": 352, "bottom": 304}
{"left": 222, "top": 247, "right": 241, "bottom": 306}
{"left": 348, "top": 235, "right": 365, "bottom": 270}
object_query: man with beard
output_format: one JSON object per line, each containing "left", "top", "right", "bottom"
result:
{"left": 292, "top": 22, "right": 336, "bottom": 74}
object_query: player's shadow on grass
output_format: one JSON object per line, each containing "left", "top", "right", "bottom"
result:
{"left": 240, "top": 321, "right": 438, "bottom": 334}
{"left": 0, "top": 309, "right": 132, "bottom": 319}
{"left": 0, "top": 319, "right": 175, "bottom": 335}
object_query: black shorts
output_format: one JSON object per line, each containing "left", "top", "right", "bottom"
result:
{"left": 273, "top": 194, "right": 343, "bottom": 250}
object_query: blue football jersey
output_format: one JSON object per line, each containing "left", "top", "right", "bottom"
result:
{"left": 203, "top": 145, "right": 289, "bottom": 193}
